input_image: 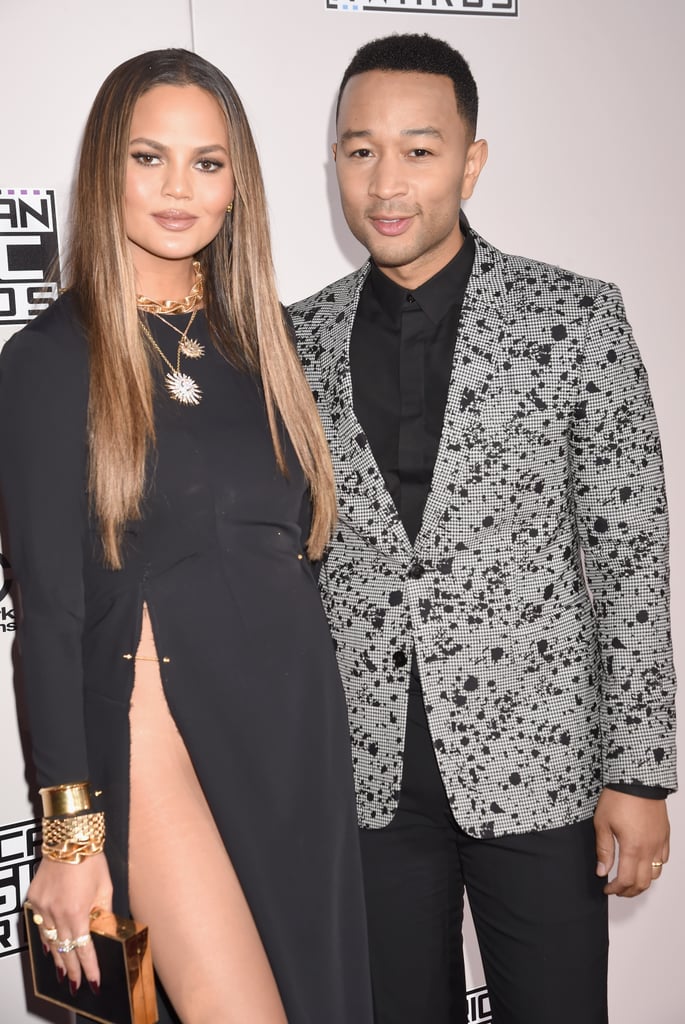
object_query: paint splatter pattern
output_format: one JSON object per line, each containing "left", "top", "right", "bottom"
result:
{"left": 289, "top": 230, "right": 676, "bottom": 837}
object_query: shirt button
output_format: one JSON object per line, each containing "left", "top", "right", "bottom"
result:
{"left": 393, "top": 651, "right": 408, "bottom": 668}
{"left": 407, "top": 562, "right": 425, "bottom": 580}
{"left": 406, "top": 294, "right": 415, "bottom": 304}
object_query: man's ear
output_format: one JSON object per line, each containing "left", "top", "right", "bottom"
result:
{"left": 462, "top": 138, "right": 488, "bottom": 201}
{"left": 332, "top": 142, "right": 338, "bottom": 162}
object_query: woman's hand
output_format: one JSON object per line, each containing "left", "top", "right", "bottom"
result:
{"left": 28, "top": 851, "right": 113, "bottom": 995}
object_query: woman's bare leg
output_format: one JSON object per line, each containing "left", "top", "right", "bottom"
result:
{"left": 128, "top": 607, "right": 287, "bottom": 1024}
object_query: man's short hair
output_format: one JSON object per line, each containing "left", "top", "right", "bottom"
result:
{"left": 336, "top": 33, "right": 479, "bottom": 139}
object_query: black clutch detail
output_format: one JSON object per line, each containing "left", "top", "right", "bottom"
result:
{"left": 24, "top": 904, "right": 158, "bottom": 1024}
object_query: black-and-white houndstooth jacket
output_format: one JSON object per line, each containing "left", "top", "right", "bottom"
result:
{"left": 289, "top": 228, "right": 677, "bottom": 838}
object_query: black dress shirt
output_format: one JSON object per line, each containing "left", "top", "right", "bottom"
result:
{"left": 350, "top": 235, "right": 474, "bottom": 546}
{"left": 349, "top": 235, "right": 667, "bottom": 801}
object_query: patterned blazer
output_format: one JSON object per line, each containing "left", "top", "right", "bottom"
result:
{"left": 289, "top": 228, "right": 677, "bottom": 838}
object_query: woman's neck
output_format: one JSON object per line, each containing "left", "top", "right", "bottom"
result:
{"left": 134, "top": 258, "right": 198, "bottom": 305}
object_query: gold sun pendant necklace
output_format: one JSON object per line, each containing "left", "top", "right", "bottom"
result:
{"left": 136, "top": 260, "right": 205, "bottom": 406}
{"left": 139, "top": 309, "right": 203, "bottom": 405}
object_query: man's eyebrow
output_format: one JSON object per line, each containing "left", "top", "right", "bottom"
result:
{"left": 402, "top": 126, "right": 443, "bottom": 139}
{"left": 338, "top": 126, "right": 444, "bottom": 142}
{"left": 339, "top": 129, "right": 372, "bottom": 143}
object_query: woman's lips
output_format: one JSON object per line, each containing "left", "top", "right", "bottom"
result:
{"left": 152, "top": 212, "right": 198, "bottom": 230}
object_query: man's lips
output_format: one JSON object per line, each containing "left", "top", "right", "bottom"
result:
{"left": 152, "top": 211, "right": 198, "bottom": 230}
{"left": 369, "top": 215, "right": 414, "bottom": 237}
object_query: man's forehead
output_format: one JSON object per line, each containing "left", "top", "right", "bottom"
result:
{"left": 341, "top": 68, "right": 454, "bottom": 96}
{"left": 337, "top": 71, "right": 461, "bottom": 132}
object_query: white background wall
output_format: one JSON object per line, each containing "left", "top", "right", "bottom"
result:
{"left": 1, "top": 1, "right": 683, "bottom": 1020}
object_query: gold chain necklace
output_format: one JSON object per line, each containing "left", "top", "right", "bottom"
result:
{"left": 139, "top": 309, "right": 203, "bottom": 405}
{"left": 151, "top": 312, "right": 205, "bottom": 359}
{"left": 136, "top": 260, "right": 204, "bottom": 314}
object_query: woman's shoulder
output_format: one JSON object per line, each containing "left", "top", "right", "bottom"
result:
{"left": 0, "top": 292, "right": 88, "bottom": 382}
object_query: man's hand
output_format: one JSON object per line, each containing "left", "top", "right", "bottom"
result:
{"left": 593, "top": 788, "right": 670, "bottom": 897}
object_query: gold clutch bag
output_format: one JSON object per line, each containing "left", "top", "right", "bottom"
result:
{"left": 24, "top": 904, "right": 158, "bottom": 1024}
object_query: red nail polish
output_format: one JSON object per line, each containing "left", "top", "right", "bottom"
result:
{"left": 42, "top": 942, "right": 50, "bottom": 956}
{"left": 69, "top": 978, "right": 80, "bottom": 997}
{"left": 88, "top": 979, "right": 101, "bottom": 996}
{"left": 56, "top": 966, "right": 65, "bottom": 983}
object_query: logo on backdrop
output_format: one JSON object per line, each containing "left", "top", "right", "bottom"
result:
{"left": 0, "top": 553, "right": 14, "bottom": 635}
{"left": 467, "top": 986, "right": 492, "bottom": 1023}
{"left": 0, "top": 819, "right": 41, "bottom": 957}
{"left": 326, "top": 0, "right": 517, "bottom": 15}
{"left": 0, "top": 188, "right": 60, "bottom": 326}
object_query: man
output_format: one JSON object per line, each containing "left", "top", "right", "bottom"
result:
{"left": 289, "top": 33, "right": 676, "bottom": 1024}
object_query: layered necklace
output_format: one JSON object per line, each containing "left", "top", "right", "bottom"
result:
{"left": 137, "top": 261, "right": 205, "bottom": 406}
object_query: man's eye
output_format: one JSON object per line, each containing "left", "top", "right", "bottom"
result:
{"left": 410, "top": 149, "right": 431, "bottom": 158}
{"left": 351, "top": 149, "right": 372, "bottom": 158}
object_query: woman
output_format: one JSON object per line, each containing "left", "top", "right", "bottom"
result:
{"left": 0, "top": 49, "right": 372, "bottom": 1024}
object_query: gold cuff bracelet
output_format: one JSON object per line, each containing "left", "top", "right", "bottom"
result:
{"left": 39, "top": 781, "right": 92, "bottom": 818}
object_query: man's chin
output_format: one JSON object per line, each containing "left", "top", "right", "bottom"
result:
{"left": 365, "top": 242, "right": 417, "bottom": 271}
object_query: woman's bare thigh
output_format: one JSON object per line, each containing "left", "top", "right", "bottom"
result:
{"left": 128, "top": 607, "right": 287, "bottom": 1024}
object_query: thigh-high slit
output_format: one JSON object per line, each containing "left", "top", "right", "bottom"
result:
{"left": 127, "top": 606, "right": 287, "bottom": 1024}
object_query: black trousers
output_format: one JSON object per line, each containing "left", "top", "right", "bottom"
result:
{"left": 358, "top": 678, "right": 609, "bottom": 1024}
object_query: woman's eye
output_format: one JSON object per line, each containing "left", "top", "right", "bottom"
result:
{"left": 131, "top": 152, "right": 159, "bottom": 166}
{"left": 197, "top": 159, "right": 223, "bottom": 172}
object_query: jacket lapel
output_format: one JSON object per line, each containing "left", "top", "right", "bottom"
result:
{"left": 415, "top": 232, "right": 510, "bottom": 550}
{"left": 319, "top": 231, "right": 511, "bottom": 558}
{"left": 321, "top": 266, "right": 413, "bottom": 559}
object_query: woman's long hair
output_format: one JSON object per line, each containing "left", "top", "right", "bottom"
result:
{"left": 67, "top": 48, "right": 336, "bottom": 567}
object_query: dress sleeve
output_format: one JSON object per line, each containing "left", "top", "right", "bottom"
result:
{"left": 0, "top": 317, "right": 90, "bottom": 787}
{"left": 568, "top": 283, "right": 677, "bottom": 790}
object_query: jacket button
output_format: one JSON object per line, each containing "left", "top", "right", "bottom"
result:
{"left": 407, "top": 562, "right": 425, "bottom": 580}
{"left": 393, "top": 651, "right": 407, "bottom": 668}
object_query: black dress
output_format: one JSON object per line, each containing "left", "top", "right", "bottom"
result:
{"left": 0, "top": 295, "right": 373, "bottom": 1024}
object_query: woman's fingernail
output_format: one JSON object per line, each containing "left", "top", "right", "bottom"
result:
{"left": 42, "top": 942, "right": 50, "bottom": 956}
{"left": 56, "top": 966, "right": 65, "bottom": 983}
{"left": 69, "top": 978, "right": 80, "bottom": 996}
{"left": 88, "top": 979, "right": 101, "bottom": 996}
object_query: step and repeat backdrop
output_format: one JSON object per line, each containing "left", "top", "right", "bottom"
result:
{"left": 1, "top": 0, "right": 683, "bottom": 1020}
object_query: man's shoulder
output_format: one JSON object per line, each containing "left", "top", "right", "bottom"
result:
{"left": 288, "top": 231, "right": 616, "bottom": 327}
{"left": 472, "top": 230, "right": 612, "bottom": 304}
{"left": 288, "top": 264, "right": 369, "bottom": 324}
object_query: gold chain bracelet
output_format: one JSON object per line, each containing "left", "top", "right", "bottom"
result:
{"left": 41, "top": 812, "right": 105, "bottom": 864}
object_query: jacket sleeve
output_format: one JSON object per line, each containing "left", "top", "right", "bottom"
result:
{"left": 568, "top": 283, "right": 676, "bottom": 790}
{"left": 0, "top": 318, "right": 90, "bottom": 788}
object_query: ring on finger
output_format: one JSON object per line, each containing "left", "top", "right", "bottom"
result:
{"left": 56, "top": 938, "right": 75, "bottom": 954}
{"left": 73, "top": 934, "right": 91, "bottom": 949}
{"left": 43, "top": 927, "right": 58, "bottom": 942}
{"left": 652, "top": 861, "right": 664, "bottom": 869}
{"left": 32, "top": 912, "right": 45, "bottom": 926}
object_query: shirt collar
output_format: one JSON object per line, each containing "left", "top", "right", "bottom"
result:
{"left": 367, "top": 231, "right": 475, "bottom": 326}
